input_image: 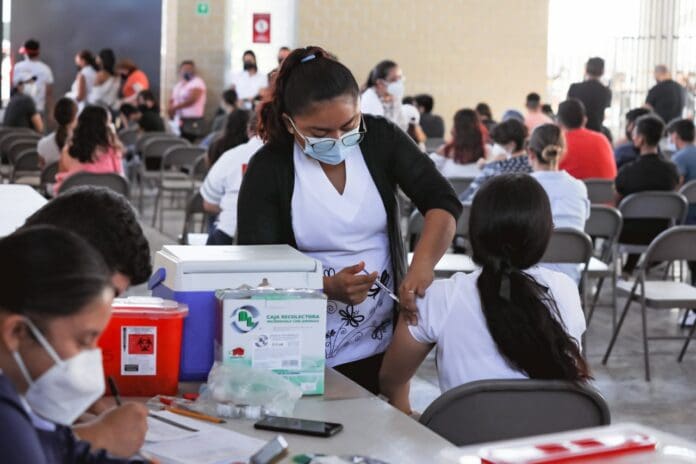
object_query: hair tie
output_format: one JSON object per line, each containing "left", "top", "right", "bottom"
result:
{"left": 301, "top": 54, "right": 316, "bottom": 63}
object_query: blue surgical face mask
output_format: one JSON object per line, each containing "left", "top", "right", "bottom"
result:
{"left": 182, "top": 72, "right": 193, "bottom": 82}
{"left": 287, "top": 116, "right": 365, "bottom": 165}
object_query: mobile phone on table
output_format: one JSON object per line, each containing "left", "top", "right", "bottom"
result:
{"left": 254, "top": 415, "right": 343, "bottom": 437}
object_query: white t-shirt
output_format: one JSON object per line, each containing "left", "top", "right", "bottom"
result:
{"left": 13, "top": 59, "right": 54, "bottom": 112}
{"left": 409, "top": 267, "right": 586, "bottom": 393}
{"left": 429, "top": 153, "right": 482, "bottom": 179}
{"left": 88, "top": 75, "right": 120, "bottom": 108}
{"left": 532, "top": 170, "right": 591, "bottom": 282}
{"left": 230, "top": 71, "right": 268, "bottom": 101}
{"left": 69, "top": 66, "right": 97, "bottom": 111}
{"left": 291, "top": 143, "right": 394, "bottom": 366}
{"left": 360, "top": 87, "right": 385, "bottom": 117}
{"left": 37, "top": 132, "right": 61, "bottom": 165}
{"left": 360, "top": 87, "right": 409, "bottom": 130}
{"left": 199, "top": 136, "right": 264, "bottom": 237}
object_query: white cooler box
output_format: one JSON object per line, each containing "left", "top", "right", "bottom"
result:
{"left": 148, "top": 245, "right": 323, "bottom": 380}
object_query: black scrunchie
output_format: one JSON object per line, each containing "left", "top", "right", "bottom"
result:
{"left": 491, "top": 258, "right": 516, "bottom": 301}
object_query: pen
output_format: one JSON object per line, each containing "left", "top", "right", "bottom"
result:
{"left": 108, "top": 376, "right": 123, "bottom": 406}
{"left": 362, "top": 269, "right": 400, "bottom": 303}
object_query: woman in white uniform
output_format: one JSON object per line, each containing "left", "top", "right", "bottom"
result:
{"left": 237, "top": 47, "right": 461, "bottom": 393}
{"left": 360, "top": 60, "right": 409, "bottom": 131}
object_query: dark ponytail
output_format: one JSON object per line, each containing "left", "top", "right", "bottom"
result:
{"left": 53, "top": 97, "right": 78, "bottom": 150}
{"left": 364, "top": 59, "right": 397, "bottom": 89}
{"left": 0, "top": 226, "right": 111, "bottom": 324}
{"left": 529, "top": 123, "right": 565, "bottom": 169}
{"left": 258, "top": 46, "right": 359, "bottom": 145}
{"left": 469, "top": 174, "right": 590, "bottom": 381}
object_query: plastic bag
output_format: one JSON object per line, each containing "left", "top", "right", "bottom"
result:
{"left": 199, "top": 362, "right": 302, "bottom": 416}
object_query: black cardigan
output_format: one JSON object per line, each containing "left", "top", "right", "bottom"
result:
{"left": 237, "top": 115, "right": 462, "bottom": 289}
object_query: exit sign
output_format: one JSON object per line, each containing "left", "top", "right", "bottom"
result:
{"left": 196, "top": 2, "right": 210, "bottom": 16}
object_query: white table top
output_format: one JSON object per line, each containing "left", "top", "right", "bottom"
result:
{"left": 0, "top": 184, "right": 47, "bottom": 237}
{"left": 408, "top": 252, "right": 478, "bottom": 275}
{"left": 446, "top": 423, "right": 696, "bottom": 463}
{"left": 176, "top": 368, "right": 459, "bottom": 463}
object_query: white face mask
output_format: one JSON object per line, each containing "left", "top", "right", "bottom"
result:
{"left": 12, "top": 318, "right": 105, "bottom": 426}
{"left": 386, "top": 79, "right": 405, "bottom": 100}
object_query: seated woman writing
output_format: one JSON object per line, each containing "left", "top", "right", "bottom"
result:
{"left": 379, "top": 173, "right": 589, "bottom": 415}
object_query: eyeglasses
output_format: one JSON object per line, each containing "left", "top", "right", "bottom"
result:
{"left": 288, "top": 115, "right": 367, "bottom": 154}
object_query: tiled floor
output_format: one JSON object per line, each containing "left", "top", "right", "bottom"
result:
{"left": 136, "top": 192, "right": 696, "bottom": 442}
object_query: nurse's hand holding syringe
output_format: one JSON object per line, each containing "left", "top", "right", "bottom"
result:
{"left": 322, "top": 261, "right": 378, "bottom": 305}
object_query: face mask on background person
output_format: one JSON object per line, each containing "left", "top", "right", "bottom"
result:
{"left": 12, "top": 318, "right": 105, "bottom": 426}
{"left": 182, "top": 71, "right": 193, "bottom": 82}
{"left": 386, "top": 79, "right": 405, "bottom": 100}
{"left": 288, "top": 116, "right": 364, "bottom": 166}
{"left": 243, "top": 61, "right": 256, "bottom": 71}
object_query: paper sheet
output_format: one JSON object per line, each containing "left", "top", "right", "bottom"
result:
{"left": 142, "top": 411, "right": 265, "bottom": 464}
{"left": 145, "top": 414, "right": 199, "bottom": 442}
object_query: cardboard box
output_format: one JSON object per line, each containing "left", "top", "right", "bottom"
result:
{"left": 216, "top": 288, "right": 327, "bottom": 395}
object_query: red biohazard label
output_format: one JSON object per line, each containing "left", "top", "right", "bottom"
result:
{"left": 128, "top": 334, "right": 154, "bottom": 354}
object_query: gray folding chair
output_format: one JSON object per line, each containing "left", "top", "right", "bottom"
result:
{"left": 419, "top": 379, "right": 610, "bottom": 446}
{"left": 584, "top": 178, "right": 615, "bottom": 204}
{"left": 135, "top": 131, "right": 174, "bottom": 154}
{"left": 10, "top": 149, "right": 40, "bottom": 186}
{"left": 7, "top": 139, "right": 38, "bottom": 164}
{"left": 137, "top": 136, "right": 190, "bottom": 211}
{"left": 448, "top": 177, "right": 473, "bottom": 197}
{"left": 617, "top": 191, "right": 688, "bottom": 256}
{"left": 58, "top": 172, "right": 130, "bottom": 198}
{"left": 541, "top": 228, "right": 593, "bottom": 312}
{"left": 152, "top": 146, "right": 206, "bottom": 230}
{"left": 406, "top": 210, "right": 425, "bottom": 252}
{"left": 39, "top": 161, "right": 59, "bottom": 196}
{"left": 180, "top": 192, "right": 209, "bottom": 245}
{"left": 602, "top": 226, "right": 696, "bottom": 380}
{"left": 452, "top": 202, "right": 472, "bottom": 254}
{"left": 679, "top": 179, "right": 696, "bottom": 207}
{"left": 584, "top": 205, "right": 623, "bottom": 327}
{"left": 118, "top": 127, "right": 139, "bottom": 148}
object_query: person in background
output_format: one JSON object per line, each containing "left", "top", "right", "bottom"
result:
{"left": 541, "top": 104, "right": 555, "bottom": 121}
{"left": 206, "top": 109, "right": 250, "bottom": 167}
{"left": 238, "top": 47, "right": 461, "bottom": 393}
{"left": 168, "top": 60, "right": 207, "bottom": 142}
{"left": 13, "top": 39, "right": 53, "bottom": 120}
{"left": 201, "top": 113, "right": 263, "bottom": 245}
{"left": 646, "top": 65, "right": 686, "bottom": 125}
{"left": 460, "top": 118, "right": 530, "bottom": 201}
{"left": 415, "top": 94, "right": 445, "bottom": 138}
{"left": 117, "top": 103, "right": 140, "bottom": 131}
{"left": 55, "top": 105, "right": 124, "bottom": 194}
{"left": 0, "top": 227, "right": 150, "bottom": 464}
{"left": 89, "top": 49, "right": 120, "bottom": 109}
{"left": 379, "top": 174, "right": 588, "bottom": 414}
{"left": 115, "top": 59, "right": 149, "bottom": 105}
{"left": 524, "top": 92, "right": 553, "bottom": 131}
{"left": 401, "top": 102, "right": 426, "bottom": 152}
{"left": 210, "top": 89, "right": 238, "bottom": 134}
{"left": 667, "top": 119, "right": 696, "bottom": 221}
{"left": 277, "top": 46, "right": 291, "bottom": 66}
{"left": 557, "top": 98, "right": 616, "bottom": 180}
{"left": 68, "top": 50, "right": 98, "bottom": 111}
{"left": 475, "top": 102, "right": 497, "bottom": 134}
{"left": 230, "top": 50, "right": 268, "bottom": 109}
{"left": 3, "top": 74, "right": 44, "bottom": 132}
{"left": 361, "top": 60, "right": 408, "bottom": 130}
{"left": 502, "top": 109, "right": 525, "bottom": 123}
{"left": 616, "top": 115, "right": 680, "bottom": 274}
{"left": 567, "top": 57, "right": 612, "bottom": 133}
{"left": 431, "top": 109, "right": 489, "bottom": 176}
{"left": 136, "top": 90, "right": 165, "bottom": 132}
{"left": 528, "top": 124, "right": 590, "bottom": 282}
{"left": 614, "top": 107, "right": 652, "bottom": 169}
{"left": 37, "top": 98, "right": 78, "bottom": 168}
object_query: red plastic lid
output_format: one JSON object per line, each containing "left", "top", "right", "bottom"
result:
{"left": 111, "top": 297, "right": 188, "bottom": 318}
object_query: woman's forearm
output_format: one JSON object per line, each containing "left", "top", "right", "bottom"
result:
{"left": 411, "top": 208, "right": 456, "bottom": 271}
